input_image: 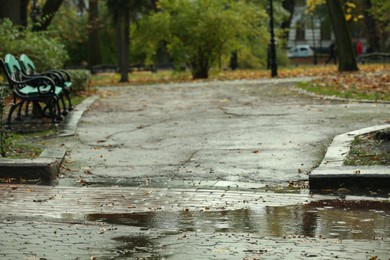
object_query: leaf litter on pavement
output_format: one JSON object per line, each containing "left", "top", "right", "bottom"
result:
{"left": 89, "top": 63, "right": 390, "bottom": 168}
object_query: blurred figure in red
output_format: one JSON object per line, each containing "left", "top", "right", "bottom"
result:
{"left": 356, "top": 40, "right": 363, "bottom": 56}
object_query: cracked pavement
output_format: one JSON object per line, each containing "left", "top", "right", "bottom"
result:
{"left": 62, "top": 79, "right": 389, "bottom": 187}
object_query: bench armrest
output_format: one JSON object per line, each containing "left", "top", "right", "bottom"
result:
{"left": 18, "top": 76, "right": 57, "bottom": 94}
{"left": 24, "top": 71, "right": 64, "bottom": 86}
{"left": 46, "top": 69, "right": 71, "bottom": 82}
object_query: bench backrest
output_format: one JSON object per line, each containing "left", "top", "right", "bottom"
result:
{"left": 0, "top": 54, "right": 27, "bottom": 97}
{"left": 2, "top": 54, "right": 24, "bottom": 83}
{"left": 19, "top": 54, "right": 36, "bottom": 75}
{"left": 1, "top": 54, "right": 58, "bottom": 99}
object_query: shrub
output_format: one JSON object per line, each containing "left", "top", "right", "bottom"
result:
{"left": 67, "top": 70, "right": 91, "bottom": 93}
{"left": 134, "top": 0, "right": 270, "bottom": 79}
{"left": 0, "top": 19, "right": 69, "bottom": 71}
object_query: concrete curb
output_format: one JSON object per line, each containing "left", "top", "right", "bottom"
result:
{"left": 309, "top": 124, "right": 390, "bottom": 189}
{"left": 58, "top": 95, "right": 99, "bottom": 137}
{"left": 297, "top": 88, "right": 390, "bottom": 104}
{"left": 0, "top": 96, "right": 99, "bottom": 180}
{"left": 0, "top": 158, "right": 59, "bottom": 180}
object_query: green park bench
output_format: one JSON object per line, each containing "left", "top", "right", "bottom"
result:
{"left": 0, "top": 54, "right": 64, "bottom": 128}
{"left": 19, "top": 54, "right": 73, "bottom": 112}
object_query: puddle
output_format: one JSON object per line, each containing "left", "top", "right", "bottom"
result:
{"left": 87, "top": 199, "right": 390, "bottom": 240}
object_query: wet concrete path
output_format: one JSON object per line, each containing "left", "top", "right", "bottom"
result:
{"left": 65, "top": 79, "right": 389, "bottom": 186}
{"left": 1, "top": 78, "right": 390, "bottom": 259}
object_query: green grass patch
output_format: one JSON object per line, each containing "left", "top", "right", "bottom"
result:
{"left": 71, "top": 95, "right": 86, "bottom": 107}
{"left": 297, "top": 81, "right": 344, "bottom": 97}
{"left": 2, "top": 129, "right": 56, "bottom": 159}
{"left": 297, "top": 81, "right": 390, "bottom": 102}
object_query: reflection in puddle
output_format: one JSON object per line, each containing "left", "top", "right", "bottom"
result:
{"left": 111, "top": 235, "right": 156, "bottom": 258}
{"left": 86, "top": 200, "right": 390, "bottom": 240}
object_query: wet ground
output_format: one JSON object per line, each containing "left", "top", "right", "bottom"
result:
{"left": 1, "top": 78, "right": 390, "bottom": 259}
{"left": 86, "top": 200, "right": 390, "bottom": 240}
{"left": 1, "top": 184, "right": 389, "bottom": 259}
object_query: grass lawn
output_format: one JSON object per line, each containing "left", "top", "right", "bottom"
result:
{"left": 91, "top": 63, "right": 389, "bottom": 101}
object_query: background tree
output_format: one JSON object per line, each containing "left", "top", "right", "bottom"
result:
{"left": 363, "top": 0, "right": 380, "bottom": 52}
{"left": 325, "top": 0, "right": 358, "bottom": 71}
{"left": 308, "top": 0, "right": 358, "bottom": 71}
{"left": 88, "top": 0, "right": 102, "bottom": 67}
{"left": 0, "top": 0, "right": 64, "bottom": 30}
{"left": 0, "top": 0, "right": 28, "bottom": 27}
{"left": 326, "top": 0, "right": 358, "bottom": 71}
{"left": 280, "top": 0, "right": 296, "bottom": 40}
{"left": 20, "top": 0, "right": 29, "bottom": 27}
{"left": 367, "top": 0, "right": 390, "bottom": 51}
{"left": 107, "top": 0, "right": 129, "bottom": 82}
{"left": 134, "top": 0, "right": 270, "bottom": 79}
{"left": 107, "top": 0, "right": 152, "bottom": 82}
{"left": 49, "top": 3, "right": 88, "bottom": 66}
{"left": 32, "top": 0, "right": 65, "bottom": 31}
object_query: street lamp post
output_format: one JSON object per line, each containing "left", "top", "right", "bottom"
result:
{"left": 269, "top": 0, "right": 278, "bottom": 77}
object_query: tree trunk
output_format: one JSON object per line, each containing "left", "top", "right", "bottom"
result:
{"left": 117, "top": 7, "right": 129, "bottom": 82}
{"left": 87, "top": 0, "right": 102, "bottom": 67}
{"left": 281, "top": 0, "right": 295, "bottom": 41}
{"left": 190, "top": 52, "right": 209, "bottom": 79}
{"left": 0, "top": 0, "right": 22, "bottom": 25}
{"left": 363, "top": 0, "right": 380, "bottom": 52}
{"left": 20, "top": 0, "right": 29, "bottom": 27}
{"left": 191, "top": 65, "right": 209, "bottom": 79}
{"left": 325, "top": 0, "right": 358, "bottom": 72}
{"left": 32, "top": 0, "right": 64, "bottom": 31}
{"left": 0, "top": 0, "right": 28, "bottom": 27}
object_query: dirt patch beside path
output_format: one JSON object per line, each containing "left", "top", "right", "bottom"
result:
{"left": 345, "top": 128, "right": 390, "bottom": 166}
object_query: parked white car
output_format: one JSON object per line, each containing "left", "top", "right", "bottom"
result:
{"left": 288, "top": 45, "right": 314, "bottom": 58}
